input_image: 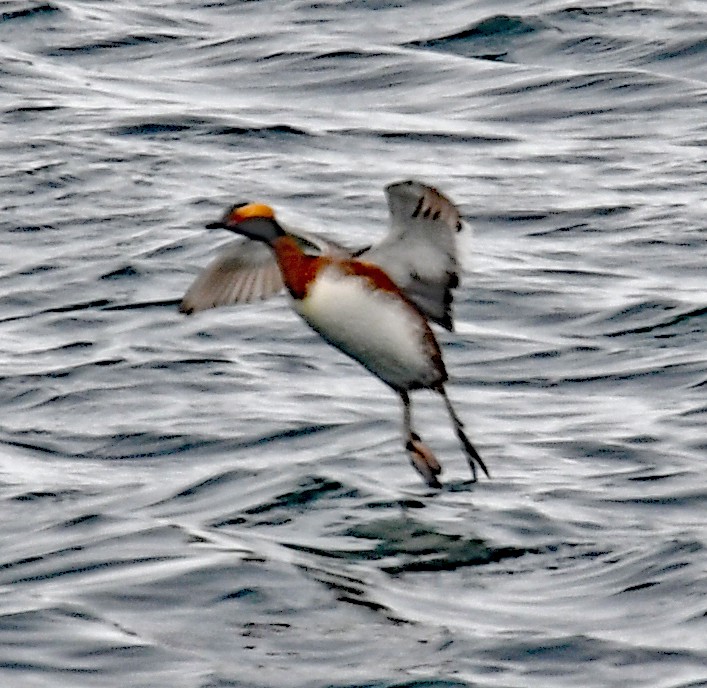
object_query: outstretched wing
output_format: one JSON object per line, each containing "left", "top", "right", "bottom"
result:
{"left": 361, "top": 180, "right": 463, "bottom": 331}
{"left": 180, "top": 229, "right": 347, "bottom": 315}
{"left": 180, "top": 239, "right": 283, "bottom": 314}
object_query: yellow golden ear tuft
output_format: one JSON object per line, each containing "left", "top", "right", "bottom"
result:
{"left": 227, "top": 203, "right": 275, "bottom": 223}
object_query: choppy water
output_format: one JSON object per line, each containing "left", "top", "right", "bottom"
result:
{"left": 1, "top": 1, "right": 706, "bottom": 686}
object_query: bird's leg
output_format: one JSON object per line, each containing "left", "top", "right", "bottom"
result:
{"left": 401, "top": 391, "right": 442, "bottom": 488}
{"left": 439, "top": 386, "right": 490, "bottom": 482}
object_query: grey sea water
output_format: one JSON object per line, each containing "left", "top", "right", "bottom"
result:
{"left": 1, "top": 1, "right": 706, "bottom": 687}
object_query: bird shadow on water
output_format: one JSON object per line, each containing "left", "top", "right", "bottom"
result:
{"left": 276, "top": 490, "right": 536, "bottom": 622}
{"left": 246, "top": 473, "right": 533, "bottom": 573}
{"left": 335, "top": 514, "right": 531, "bottom": 575}
{"left": 157, "top": 441, "right": 538, "bottom": 621}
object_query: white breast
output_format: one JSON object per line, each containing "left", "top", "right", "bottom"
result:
{"left": 292, "top": 266, "right": 442, "bottom": 391}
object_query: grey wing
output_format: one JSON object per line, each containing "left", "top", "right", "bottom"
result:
{"left": 362, "top": 180, "right": 463, "bottom": 331}
{"left": 179, "top": 238, "right": 284, "bottom": 314}
{"left": 180, "top": 229, "right": 348, "bottom": 315}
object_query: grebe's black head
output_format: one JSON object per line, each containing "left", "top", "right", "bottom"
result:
{"left": 206, "top": 202, "right": 285, "bottom": 244}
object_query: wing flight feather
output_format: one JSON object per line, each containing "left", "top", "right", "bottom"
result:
{"left": 361, "top": 180, "right": 463, "bottom": 331}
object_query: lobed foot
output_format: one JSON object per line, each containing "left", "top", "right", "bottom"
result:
{"left": 406, "top": 432, "right": 442, "bottom": 488}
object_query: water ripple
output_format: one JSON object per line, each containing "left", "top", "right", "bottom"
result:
{"left": 1, "top": 0, "right": 705, "bottom": 685}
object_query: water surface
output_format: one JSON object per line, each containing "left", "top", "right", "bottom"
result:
{"left": 1, "top": 1, "right": 706, "bottom": 687}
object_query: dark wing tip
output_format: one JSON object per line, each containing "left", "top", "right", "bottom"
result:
{"left": 178, "top": 300, "right": 194, "bottom": 315}
{"left": 438, "top": 312, "right": 454, "bottom": 332}
{"left": 351, "top": 244, "right": 372, "bottom": 258}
